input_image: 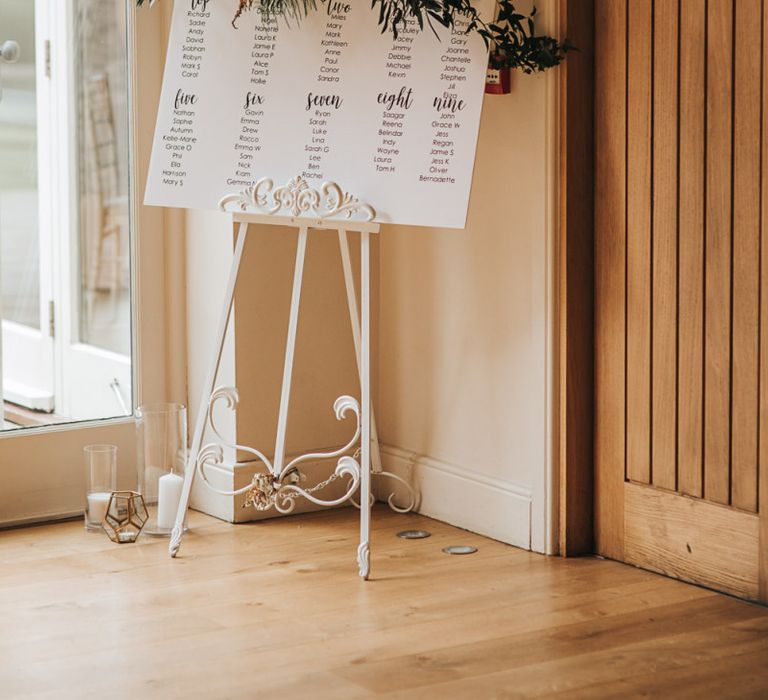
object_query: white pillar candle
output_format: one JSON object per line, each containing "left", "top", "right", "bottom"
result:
{"left": 87, "top": 492, "right": 111, "bottom": 525}
{"left": 157, "top": 472, "right": 184, "bottom": 530}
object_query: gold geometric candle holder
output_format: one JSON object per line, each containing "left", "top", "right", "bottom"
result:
{"left": 103, "top": 491, "right": 148, "bottom": 543}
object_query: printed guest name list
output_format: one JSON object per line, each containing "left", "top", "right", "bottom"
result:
{"left": 159, "top": 0, "right": 212, "bottom": 188}
{"left": 146, "top": 0, "right": 493, "bottom": 229}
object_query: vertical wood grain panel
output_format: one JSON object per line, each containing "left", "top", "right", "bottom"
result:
{"left": 626, "top": 0, "right": 653, "bottom": 485}
{"left": 704, "top": 0, "right": 733, "bottom": 505}
{"left": 730, "top": 0, "right": 761, "bottom": 513}
{"left": 759, "top": 0, "right": 768, "bottom": 603}
{"left": 678, "top": 0, "right": 706, "bottom": 499}
{"left": 652, "top": 0, "right": 680, "bottom": 492}
{"left": 595, "top": 0, "right": 627, "bottom": 560}
{"left": 625, "top": 482, "right": 759, "bottom": 600}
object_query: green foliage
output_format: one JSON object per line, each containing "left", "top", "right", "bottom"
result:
{"left": 137, "top": 0, "right": 572, "bottom": 73}
{"left": 371, "top": 1, "right": 573, "bottom": 73}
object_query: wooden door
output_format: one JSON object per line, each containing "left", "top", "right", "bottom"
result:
{"left": 595, "top": 0, "right": 768, "bottom": 602}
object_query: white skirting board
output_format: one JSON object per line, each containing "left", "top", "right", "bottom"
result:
{"left": 377, "top": 443, "right": 533, "bottom": 551}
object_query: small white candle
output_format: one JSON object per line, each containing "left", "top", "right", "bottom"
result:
{"left": 87, "top": 492, "right": 111, "bottom": 526}
{"left": 157, "top": 472, "right": 184, "bottom": 530}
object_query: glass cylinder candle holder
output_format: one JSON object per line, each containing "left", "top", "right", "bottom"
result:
{"left": 84, "top": 444, "right": 117, "bottom": 531}
{"left": 136, "top": 403, "right": 188, "bottom": 537}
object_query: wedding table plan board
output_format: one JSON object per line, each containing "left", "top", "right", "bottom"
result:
{"left": 145, "top": 0, "right": 493, "bottom": 228}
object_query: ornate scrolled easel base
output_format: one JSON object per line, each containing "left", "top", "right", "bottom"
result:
{"left": 377, "top": 471, "right": 418, "bottom": 513}
{"left": 193, "top": 389, "right": 363, "bottom": 516}
{"left": 351, "top": 469, "right": 418, "bottom": 513}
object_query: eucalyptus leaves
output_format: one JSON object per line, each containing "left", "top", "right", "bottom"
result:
{"left": 136, "top": 0, "right": 571, "bottom": 73}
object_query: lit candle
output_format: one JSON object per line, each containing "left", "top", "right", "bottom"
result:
{"left": 87, "top": 492, "right": 111, "bottom": 526}
{"left": 157, "top": 472, "right": 184, "bottom": 530}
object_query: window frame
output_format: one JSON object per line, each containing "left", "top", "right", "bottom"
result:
{"left": 0, "top": 2, "right": 178, "bottom": 526}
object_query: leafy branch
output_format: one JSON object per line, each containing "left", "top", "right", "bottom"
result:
{"left": 371, "top": 0, "right": 573, "bottom": 73}
{"left": 137, "top": 0, "right": 573, "bottom": 73}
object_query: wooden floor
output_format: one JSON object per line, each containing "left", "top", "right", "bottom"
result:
{"left": 1, "top": 507, "right": 767, "bottom": 699}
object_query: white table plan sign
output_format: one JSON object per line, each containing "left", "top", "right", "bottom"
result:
{"left": 145, "top": 0, "right": 494, "bottom": 228}
{"left": 168, "top": 176, "right": 417, "bottom": 579}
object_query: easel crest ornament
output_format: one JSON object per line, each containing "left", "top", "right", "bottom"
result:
{"left": 219, "top": 176, "right": 376, "bottom": 222}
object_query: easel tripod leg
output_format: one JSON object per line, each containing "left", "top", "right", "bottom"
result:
{"left": 169, "top": 222, "right": 250, "bottom": 557}
{"left": 337, "top": 229, "right": 382, "bottom": 472}
{"left": 272, "top": 226, "right": 309, "bottom": 477}
{"left": 357, "top": 231, "right": 371, "bottom": 579}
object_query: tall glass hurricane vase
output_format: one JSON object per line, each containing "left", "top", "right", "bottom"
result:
{"left": 136, "top": 403, "right": 187, "bottom": 536}
{"left": 84, "top": 444, "right": 117, "bottom": 531}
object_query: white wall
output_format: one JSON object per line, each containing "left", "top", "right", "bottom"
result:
{"left": 377, "top": 1, "right": 559, "bottom": 554}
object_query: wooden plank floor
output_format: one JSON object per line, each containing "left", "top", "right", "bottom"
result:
{"left": 0, "top": 506, "right": 766, "bottom": 699}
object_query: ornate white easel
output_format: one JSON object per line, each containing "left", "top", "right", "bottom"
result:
{"left": 168, "top": 176, "right": 416, "bottom": 579}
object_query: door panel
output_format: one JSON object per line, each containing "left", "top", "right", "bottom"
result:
{"left": 624, "top": 483, "right": 759, "bottom": 600}
{"left": 731, "top": 0, "right": 762, "bottom": 513}
{"left": 625, "top": 0, "right": 651, "bottom": 487}
{"left": 56, "top": 0, "right": 132, "bottom": 421}
{"left": 595, "top": 0, "right": 767, "bottom": 602}
{"left": 650, "top": 0, "right": 678, "bottom": 493}
{"left": 704, "top": 0, "right": 732, "bottom": 507}
{"left": 677, "top": 0, "right": 705, "bottom": 499}
{"left": 0, "top": 0, "right": 55, "bottom": 404}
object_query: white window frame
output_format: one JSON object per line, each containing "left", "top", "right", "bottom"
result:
{"left": 0, "top": 0, "right": 56, "bottom": 411}
{"left": 51, "top": 1, "right": 132, "bottom": 421}
{"left": 1, "top": 0, "right": 134, "bottom": 420}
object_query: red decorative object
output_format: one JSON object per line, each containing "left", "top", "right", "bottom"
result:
{"left": 485, "top": 66, "right": 511, "bottom": 95}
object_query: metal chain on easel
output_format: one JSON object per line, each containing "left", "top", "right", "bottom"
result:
{"left": 242, "top": 469, "right": 346, "bottom": 510}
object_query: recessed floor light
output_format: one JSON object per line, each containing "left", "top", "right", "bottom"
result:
{"left": 397, "top": 529, "right": 431, "bottom": 539}
{"left": 442, "top": 545, "right": 478, "bottom": 555}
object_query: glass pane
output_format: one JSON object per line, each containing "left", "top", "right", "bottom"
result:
{"left": 76, "top": 0, "right": 130, "bottom": 356}
{"left": 0, "top": 0, "right": 39, "bottom": 329}
{"left": 1, "top": 0, "right": 133, "bottom": 431}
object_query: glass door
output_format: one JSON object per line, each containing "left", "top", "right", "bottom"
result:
{"left": 56, "top": 0, "right": 132, "bottom": 421}
{"left": 0, "top": 0, "right": 55, "bottom": 422}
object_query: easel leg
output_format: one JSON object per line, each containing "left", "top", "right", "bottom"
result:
{"left": 272, "top": 226, "right": 309, "bottom": 477}
{"left": 338, "top": 229, "right": 382, "bottom": 473}
{"left": 357, "top": 231, "right": 371, "bottom": 579}
{"left": 169, "top": 221, "right": 249, "bottom": 557}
